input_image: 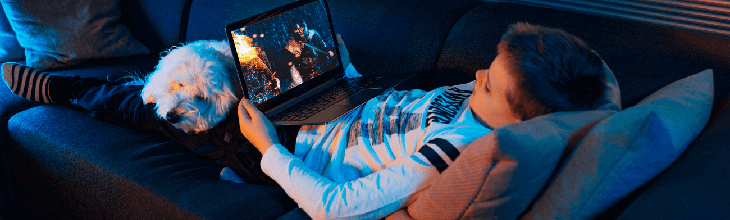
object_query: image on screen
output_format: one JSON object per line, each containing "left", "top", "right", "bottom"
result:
{"left": 230, "top": 0, "right": 338, "bottom": 105}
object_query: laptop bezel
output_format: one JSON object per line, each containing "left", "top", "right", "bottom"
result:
{"left": 224, "top": 0, "right": 344, "bottom": 111}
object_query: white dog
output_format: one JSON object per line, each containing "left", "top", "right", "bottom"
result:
{"left": 126, "top": 40, "right": 241, "bottom": 133}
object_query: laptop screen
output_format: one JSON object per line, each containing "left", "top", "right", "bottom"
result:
{"left": 228, "top": 0, "right": 339, "bottom": 105}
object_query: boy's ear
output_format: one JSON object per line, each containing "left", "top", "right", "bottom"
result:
{"left": 504, "top": 86, "right": 525, "bottom": 122}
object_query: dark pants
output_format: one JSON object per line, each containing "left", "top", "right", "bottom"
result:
{"left": 59, "top": 76, "right": 298, "bottom": 186}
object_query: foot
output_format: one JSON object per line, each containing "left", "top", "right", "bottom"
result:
{"left": 2, "top": 62, "right": 59, "bottom": 103}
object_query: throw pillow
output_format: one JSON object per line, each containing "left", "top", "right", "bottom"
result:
{"left": 402, "top": 110, "right": 617, "bottom": 220}
{"left": 0, "top": 3, "right": 23, "bottom": 62}
{"left": 0, "top": 0, "right": 150, "bottom": 70}
{"left": 522, "top": 69, "right": 714, "bottom": 219}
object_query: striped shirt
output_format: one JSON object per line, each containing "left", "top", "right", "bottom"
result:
{"left": 261, "top": 80, "right": 491, "bottom": 220}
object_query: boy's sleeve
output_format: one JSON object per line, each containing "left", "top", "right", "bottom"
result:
{"left": 261, "top": 143, "right": 441, "bottom": 220}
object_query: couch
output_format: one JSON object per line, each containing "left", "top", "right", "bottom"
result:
{"left": 1, "top": 0, "right": 728, "bottom": 219}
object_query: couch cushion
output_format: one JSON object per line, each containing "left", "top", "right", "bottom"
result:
{"left": 0, "top": 0, "right": 150, "bottom": 70}
{"left": 615, "top": 92, "right": 730, "bottom": 219}
{"left": 7, "top": 105, "right": 297, "bottom": 219}
{"left": 0, "top": 3, "right": 23, "bottom": 62}
{"left": 523, "top": 70, "right": 714, "bottom": 219}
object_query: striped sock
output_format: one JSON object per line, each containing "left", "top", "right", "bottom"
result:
{"left": 2, "top": 62, "right": 59, "bottom": 103}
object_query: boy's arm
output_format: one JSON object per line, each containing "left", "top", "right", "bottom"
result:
{"left": 261, "top": 143, "right": 439, "bottom": 220}
{"left": 239, "top": 96, "right": 481, "bottom": 219}
{"left": 238, "top": 95, "right": 435, "bottom": 219}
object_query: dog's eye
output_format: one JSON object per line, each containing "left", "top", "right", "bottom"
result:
{"left": 179, "top": 83, "right": 184, "bottom": 88}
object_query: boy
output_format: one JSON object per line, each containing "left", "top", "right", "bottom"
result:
{"left": 3, "top": 23, "right": 606, "bottom": 219}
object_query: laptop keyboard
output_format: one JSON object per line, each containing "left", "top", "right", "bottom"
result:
{"left": 270, "top": 76, "right": 382, "bottom": 122}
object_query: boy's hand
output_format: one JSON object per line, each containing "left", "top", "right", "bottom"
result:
{"left": 238, "top": 98, "right": 280, "bottom": 154}
{"left": 336, "top": 34, "right": 350, "bottom": 68}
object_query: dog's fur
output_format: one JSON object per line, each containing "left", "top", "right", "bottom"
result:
{"left": 126, "top": 40, "right": 241, "bottom": 133}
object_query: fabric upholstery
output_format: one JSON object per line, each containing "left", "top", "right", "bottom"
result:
{"left": 402, "top": 110, "right": 616, "bottom": 220}
{"left": 185, "top": 0, "right": 483, "bottom": 90}
{"left": 616, "top": 92, "right": 730, "bottom": 219}
{"left": 523, "top": 70, "right": 714, "bottom": 219}
{"left": 7, "top": 105, "right": 298, "bottom": 219}
{"left": 119, "top": 0, "right": 188, "bottom": 52}
{"left": 0, "top": 0, "right": 150, "bottom": 70}
{"left": 0, "top": 3, "right": 23, "bottom": 62}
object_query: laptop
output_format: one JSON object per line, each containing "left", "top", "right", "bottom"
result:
{"left": 225, "top": 0, "right": 410, "bottom": 125}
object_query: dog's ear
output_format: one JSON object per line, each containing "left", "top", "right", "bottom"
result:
{"left": 144, "top": 95, "right": 156, "bottom": 104}
{"left": 140, "top": 84, "right": 156, "bottom": 104}
{"left": 214, "top": 84, "right": 239, "bottom": 116}
{"left": 225, "top": 59, "right": 244, "bottom": 98}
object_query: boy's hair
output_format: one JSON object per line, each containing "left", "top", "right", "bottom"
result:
{"left": 499, "top": 23, "right": 606, "bottom": 121}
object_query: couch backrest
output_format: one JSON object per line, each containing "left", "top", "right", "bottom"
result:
{"left": 120, "top": 0, "right": 189, "bottom": 52}
{"left": 325, "top": 0, "right": 484, "bottom": 89}
{"left": 119, "top": 0, "right": 729, "bottom": 102}
{"left": 184, "top": 0, "right": 485, "bottom": 90}
{"left": 184, "top": 0, "right": 295, "bottom": 42}
{"left": 434, "top": 2, "right": 730, "bottom": 108}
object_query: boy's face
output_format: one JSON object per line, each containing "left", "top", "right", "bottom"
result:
{"left": 469, "top": 52, "right": 522, "bottom": 129}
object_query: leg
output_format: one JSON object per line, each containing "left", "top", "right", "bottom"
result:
{"left": 2, "top": 62, "right": 165, "bottom": 132}
{"left": 3, "top": 62, "right": 63, "bottom": 103}
{"left": 192, "top": 113, "right": 301, "bottom": 186}
{"left": 227, "top": 124, "right": 301, "bottom": 185}
{"left": 3, "top": 62, "right": 298, "bottom": 185}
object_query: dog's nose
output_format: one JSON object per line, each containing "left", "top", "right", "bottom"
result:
{"left": 166, "top": 112, "right": 181, "bottom": 124}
